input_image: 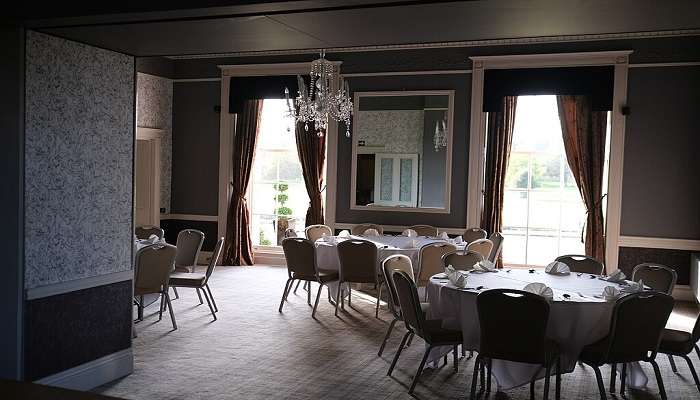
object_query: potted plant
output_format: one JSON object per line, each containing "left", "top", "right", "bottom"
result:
{"left": 273, "top": 182, "right": 294, "bottom": 244}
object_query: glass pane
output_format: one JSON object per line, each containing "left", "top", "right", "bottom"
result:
{"left": 528, "top": 190, "right": 560, "bottom": 230}
{"left": 505, "top": 152, "right": 529, "bottom": 189}
{"left": 531, "top": 154, "right": 561, "bottom": 189}
{"left": 257, "top": 99, "right": 297, "bottom": 150}
{"left": 502, "top": 231, "right": 526, "bottom": 266}
{"left": 559, "top": 236, "right": 585, "bottom": 257}
{"left": 380, "top": 158, "right": 393, "bottom": 201}
{"left": 277, "top": 151, "right": 304, "bottom": 183}
{"left": 527, "top": 233, "right": 558, "bottom": 266}
{"left": 502, "top": 190, "right": 528, "bottom": 229}
{"left": 399, "top": 158, "right": 413, "bottom": 202}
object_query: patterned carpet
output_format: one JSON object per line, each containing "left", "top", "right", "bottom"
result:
{"left": 97, "top": 265, "right": 700, "bottom": 400}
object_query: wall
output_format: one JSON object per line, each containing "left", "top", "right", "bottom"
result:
{"left": 24, "top": 31, "right": 134, "bottom": 381}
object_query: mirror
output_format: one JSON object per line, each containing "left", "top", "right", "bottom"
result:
{"left": 351, "top": 91, "right": 453, "bottom": 212}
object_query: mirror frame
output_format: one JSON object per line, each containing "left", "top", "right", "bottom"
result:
{"left": 350, "top": 90, "right": 454, "bottom": 213}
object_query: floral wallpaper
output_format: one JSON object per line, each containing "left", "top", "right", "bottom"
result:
{"left": 24, "top": 31, "right": 134, "bottom": 289}
{"left": 136, "top": 73, "right": 172, "bottom": 213}
{"left": 356, "top": 110, "right": 424, "bottom": 154}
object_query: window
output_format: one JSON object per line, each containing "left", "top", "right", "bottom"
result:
{"left": 249, "top": 99, "right": 309, "bottom": 247}
{"left": 501, "top": 95, "right": 610, "bottom": 266}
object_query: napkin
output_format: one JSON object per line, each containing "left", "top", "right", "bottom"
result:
{"left": 454, "top": 235, "right": 464, "bottom": 244}
{"left": 363, "top": 228, "right": 380, "bottom": 236}
{"left": 401, "top": 239, "right": 418, "bottom": 249}
{"left": 545, "top": 261, "right": 571, "bottom": 275}
{"left": 338, "top": 230, "right": 350, "bottom": 237}
{"left": 602, "top": 286, "right": 621, "bottom": 301}
{"left": 473, "top": 259, "right": 498, "bottom": 272}
{"left": 147, "top": 234, "right": 160, "bottom": 243}
{"left": 605, "top": 269, "right": 626, "bottom": 283}
{"left": 445, "top": 265, "right": 468, "bottom": 288}
{"left": 523, "top": 282, "right": 554, "bottom": 300}
{"left": 622, "top": 279, "right": 645, "bottom": 294}
{"left": 439, "top": 231, "right": 449, "bottom": 240}
{"left": 402, "top": 229, "right": 418, "bottom": 237}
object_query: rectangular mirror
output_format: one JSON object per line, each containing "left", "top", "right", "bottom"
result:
{"left": 351, "top": 90, "right": 453, "bottom": 213}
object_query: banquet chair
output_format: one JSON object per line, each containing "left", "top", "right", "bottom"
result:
{"left": 658, "top": 313, "right": 700, "bottom": 393}
{"left": 336, "top": 238, "right": 384, "bottom": 317}
{"left": 134, "top": 244, "right": 178, "bottom": 330}
{"left": 463, "top": 227, "right": 487, "bottom": 244}
{"left": 417, "top": 242, "right": 457, "bottom": 291}
{"left": 442, "top": 250, "right": 483, "bottom": 270}
{"left": 466, "top": 239, "right": 493, "bottom": 260}
{"left": 135, "top": 225, "right": 164, "bottom": 240}
{"left": 168, "top": 237, "right": 224, "bottom": 321}
{"left": 351, "top": 223, "right": 383, "bottom": 236}
{"left": 279, "top": 237, "right": 339, "bottom": 319}
{"left": 555, "top": 254, "right": 604, "bottom": 275}
{"left": 631, "top": 263, "right": 677, "bottom": 295}
{"left": 401, "top": 228, "right": 418, "bottom": 237}
{"left": 388, "top": 270, "right": 462, "bottom": 395}
{"left": 471, "top": 289, "right": 562, "bottom": 400}
{"left": 487, "top": 232, "right": 504, "bottom": 263}
{"left": 305, "top": 224, "right": 333, "bottom": 242}
{"left": 174, "top": 229, "right": 205, "bottom": 273}
{"left": 578, "top": 292, "right": 674, "bottom": 400}
{"left": 408, "top": 224, "right": 438, "bottom": 237}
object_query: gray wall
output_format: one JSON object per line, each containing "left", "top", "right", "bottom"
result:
{"left": 421, "top": 109, "right": 447, "bottom": 208}
{"left": 621, "top": 66, "right": 700, "bottom": 240}
{"left": 171, "top": 81, "right": 220, "bottom": 215}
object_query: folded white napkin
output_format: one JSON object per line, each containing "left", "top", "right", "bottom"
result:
{"left": 401, "top": 239, "right": 418, "bottom": 249}
{"left": 439, "top": 231, "right": 449, "bottom": 240}
{"left": 622, "top": 279, "right": 645, "bottom": 293}
{"left": 338, "top": 230, "right": 350, "bottom": 237}
{"left": 602, "top": 285, "right": 621, "bottom": 301}
{"left": 605, "top": 269, "right": 627, "bottom": 283}
{"left": 454, "top": 235, "right": 464, "bottom": 244}
{"left": 523, "top": 282, "right": 554, "bottom": 300}
{"left": 402, "top": 229, "right": 418, "bottom": 237}
{"left": 473, "top": 259, "right": 497, "bottom": 272}
{"left": 323, "top": 235, "right": 337, "bottom": 245}
{"left": 445, "top": 265, "right": 468, "bottom": 288}
{"left": 147, "top": 234, "right": 160, "bottom": 243}
{"left": 363, "top": 228, "right": 380, "bottom": 236}
{"left": 545, "top": 261, "right": 571, "bottom": 275}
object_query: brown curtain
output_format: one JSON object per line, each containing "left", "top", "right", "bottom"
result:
{"left": 223, "top": 99, "right": 263, "bottom": 266}
{"left": 295, "top": 122, "right": 326, "bottom": 226}
{"left": 556, "top": 95, "right": 607, "bottom": 262}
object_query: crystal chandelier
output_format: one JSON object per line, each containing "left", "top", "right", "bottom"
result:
{"left": 433, "top": 118, "right": 448, "bottom": 151}
{"left": 285, "top": 50, "right": 353, "bottom": 137}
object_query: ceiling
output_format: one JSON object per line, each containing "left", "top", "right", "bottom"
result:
{"left": 24, "top": 0, "right": 700, "bottom": 57}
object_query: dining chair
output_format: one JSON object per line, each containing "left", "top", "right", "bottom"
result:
{"left": 401, "top": 228, "right": 418, "bottom": 237}
{"left": 133, "top": 243, "right": 178, "bottom": 330}
{"left": 336, "top": 238, "right": 383, "bottom": 317}
{"left": 487, "top": 232, "right": 504, "bottom": 263}
{"left": 388, "top": 270, "right": 462, "bottom": 395}
{"left": 471, "top": 289, "right": 562, "bottom": 400}
{"left": 578, "top": 292, "right": 674, "bottom": 400}
{"left": 408, "top": 224, "right": 438, "bottom": 237}
{"left": 631, "top": 263, "right": 677, "bottom": 295}
{"left": 442, "top": 250, "right": 483, "bottom": 270}
{"left": 305, "top": 224, "right": 333, "bottom": 242}
{"left": 135, "top": 225, "right": 164, "bottom": 240}
{"left": 658, "top": 313, "right": 700, "bottom": 393}
{"left": 466, "top": 238, "right": 493, "bottom": 260}
{"left": 555, "top": 254, "right": 604, "bottom": 275}
{"left": 279, "top": 237, "right": 339, "bottom": 319}
{"left": 351, "top": 223, "right": 383, "bottom": 236}
{"left": 174, "top": 229, "right": 205, "bottom": 273}
{"left": 168, "top": 237, "right": 224, "bottom": 321}
{"left": 463, "top": 227, "right": 487, "bottom": 244}
{"left": 417, "top": 242, "right": 457, "bottom": 290}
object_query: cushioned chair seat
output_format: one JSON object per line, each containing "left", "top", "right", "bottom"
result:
{"left": 292, "top": 268, "right": 339, "bottom": 283}
{"left": 423, "top": 319, "right": 463, "bottom": 343}
{"left": 659, "top": 329, "right": 695, "bottom": 355}
{"left": 169, "top": 272, "right": 206, "bottom": 287}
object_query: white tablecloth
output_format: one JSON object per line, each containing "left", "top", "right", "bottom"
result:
{"left": 426, "top": 268, "right": 649, "bottom": 390}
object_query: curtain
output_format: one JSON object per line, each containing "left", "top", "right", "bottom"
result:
{"left": 295, "top": 122, "right": 326, "bottom": 227}
{"left": 481, "top": 96, "right": 518, "bottom": 268}
{"left": 222, "top": 99, "right": 263, "bottom": 266}
{"left": 556, "top": 95, "right": 607, "bottom": 263}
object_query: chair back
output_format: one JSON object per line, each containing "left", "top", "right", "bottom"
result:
{"left": 417, "top": 242, "right": 457, "bottom": 286}
{"left": 631, "top": 263, "right": 677, "bottom": 295}
{"left": 487, "top": 232, "right": 504, "bottom": 263}
{"left": 204, "top": 237, "right": 225, "bottom": 283}
{"left": 401, "top": 228, "right": 418, "bottom": 237}
{"left": 337, "top": 239, "right": 378, "bottom": 283}
{"left": 693, "top": 315, "right": 700, "bottom": 344}
{"left": 467, "top": 239, "right": 493, "bottom": 260}
{"left": 175, "top": 229, "right": 205, "bottom": 268}
{"left": 477, "top": 289, "right": 551, "bottom": 364}
{"left": 443, "top": 250, "right": 483, "bottom": 270}
{"left": 392, "top": 270, "right": 426, "bottom": 336}
{"left": 284, "top": 228, "right": 298, "bottom": 238}
{"left": 305, "top": 224, "right": 333, "bottom": 242}
{"left": 281, "top": 238, "right": 317, "bottom": 278}
{"left": 603, "top": 292, "right": 674, "bottom": 362}
{"left": 135, "top": 225, "right": 164, "bottom": 240}
{"left": 464, "top": 227, "right": 487, "bottom": 243}
{"left": 555, "top": 254, "right": 604, "bottom": 275}
{"left": 351, "top": 223, "right": 383, "bottom": 236}
{"left": 134, "top": 244, "right": 177, "bottom": 295}
{"left": 409, "top": 225, "right": 438, "bottom": 237}
{"left": 382, "top": 254, "right": 414, "bottom": 319}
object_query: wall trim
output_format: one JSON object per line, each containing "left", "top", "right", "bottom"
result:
{"left": 34, "top": 348, "right": 133, "bottom": 391}
{"left": 629, "top": 62, "right": 700, "bottom": 68}
{"left": 618, "top": 236, "right": 700, "bottom": 251}
{"left": 343, "top": 69, "right": 472, "bottom": 77}
{"left": 161, "top": 213, "right": 218, "bottom": 222}
{"left": 334, "top": 222, "right": 467, "bottom": 235}
{"left": 26, "top": 270, "right": 133, "bottom": 300}
{"left": 172, "top": 77, "right": 221, "bottom": 82}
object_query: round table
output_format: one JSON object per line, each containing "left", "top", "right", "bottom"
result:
{"left": 426, "top": 268, "right": 649, "bottom": 390}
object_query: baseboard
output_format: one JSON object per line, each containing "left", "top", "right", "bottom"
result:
{"left": 673, "top": 285, "right": 696, "bottom": 303}
{"left": 35, "top": 348, "right": 133, "bottom": 391}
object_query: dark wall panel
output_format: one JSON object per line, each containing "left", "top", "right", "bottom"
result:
{"left": 171, "top": 81, "right": 220, "bottom": 215}
{"left": 618, "top": 246, "right": 695, "bottom": 286}
{"left": 621, "top": 67, "right": 700, "bottom": 239}
{"left": 160, "top": 219, "right": 218, "bottom": 252}
{"left": 24, "top": 281, "right": 132, "bottom": 381}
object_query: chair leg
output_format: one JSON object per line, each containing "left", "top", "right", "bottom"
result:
{"left": 165, "top": 292, "right": 177, "bottom": 330}
{"left": 696, "top": 345, "right": 700, "bottom": 360}
{"left": 408, "top": 345, "right": 432, "bottom": 394}
{"left": 172, "top": 287, "right": 179, "bottom": 299}
{"left": 334, "top": 283, "right": 342, "bottom": 317}
{"left": 453, "top": 345, "right": 459, "bottom": 372}
{"left": 681, "top": 355, "right": 700, "bottom": 393}
{"left": 470, "top": 355, "right": 481, "bottom": 400}
{"left": 375, "top": 282, "right": 383, "bottom": 318}
{"left": 543, "top": 360, "right": 552, "bottom": 400}
{"left": 205, "top": 284, "right": 218, "bottom": 312}
{"left": 530, "top": 379, "right": 536, "bottom": 400}
{"left": 480, "top": 359, "right": 486, "bottom": 392}
{"left": 555, "top": 357, "right": 561, "bottom": 400}
{"left": 278, "top": 278, "right": 292, "bottom": 313}
{"left": 388, "top": 331, "right": 411, "bottom": 376}
{"left": 304, "top": 281, "right": 309, "bottom": 292}
{"left": 157, "top": 294, "right": 164, "bottom": 321}
{"left": 590, "top": 364, "right": 607, "bottom": 400}
{"left": 620, "top": 363, "right": 627, "bottom": 396}
{"left": 610, "top": 363, "right": 617, "bottom": 393}
{"left": 378, "top": 318, "right": 398, "bottom": 356}
{"left": 650, "top": 359, "right": 668, "bottom": 400}
{"left": 307, "top": 281, "right": 312, "bottom": 306}
{"left": 311, "top": 283, "right": 323, "bottom": 319}
{"left": 348, "top": 285, "right": 352, "bottom": 307}
{"left": 201, "top": 287, "right": 217, "bottom": 320}
{"left": 668, "top": 354, "right": 678, "bottom": 372}
{"left": 406, "top": 332, "right": 414, "bottom": 347}
{"left": 293, "top": 279, "right": 301, "bottom": 294}
{"left": 486, "top": 357, "right": 492, "bottom": 394}
{"left": 139, "top": 295, "right": 145, "bottom": 321}
{"left": 196, "top": 288, "right": 203, "bottom": 304}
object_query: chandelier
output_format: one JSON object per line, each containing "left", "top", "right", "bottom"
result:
{"left": 433, "top": 117, "right": 448, "bottom": 151}
{"left": 285, "top": 50, "right": 353, "bottom": 137}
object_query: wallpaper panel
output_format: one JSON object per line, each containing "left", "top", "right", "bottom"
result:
{"left": 24, "top": 31, "right": 134, "bottom": 289}
{"left": 137, "top": 72, "right": 172, "bottom": 213}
